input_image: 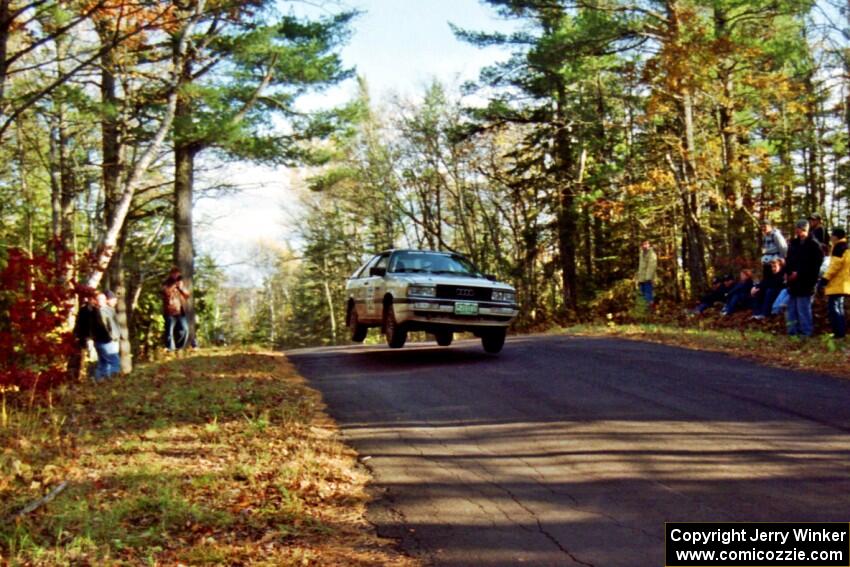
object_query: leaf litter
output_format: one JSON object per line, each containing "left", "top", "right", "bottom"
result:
{"left": 0, "top": 349, "right": 419, "bottom": 566}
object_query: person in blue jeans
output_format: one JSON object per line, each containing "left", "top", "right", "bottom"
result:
{"left": 636, "top": 240, "right": 657, "bottom": 307}
{"left": 93, "top": 291, "right": 121, "bottom": 381}
{"left": 785, "top": 220, "right": 824, "bottom": 337}
{"left": 162, "top": 267, "right": 191, "bottom": 351}
{"left": 750, "top": 258, "right": 785, "bottom": 319}
{"left": 821, "top": 228, "right": 849, "bottom": 339}
{"left": 692, "top": 276, "right": 728, "bottom": 314}
{"left": 721, "top": 269, "right": 754, "bottom": 315}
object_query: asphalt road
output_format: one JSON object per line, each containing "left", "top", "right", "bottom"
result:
{"left": 287, "top": 335, "right": 850, "bottom": 567}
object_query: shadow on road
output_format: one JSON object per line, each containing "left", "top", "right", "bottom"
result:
{"left": 288, "top": 334, "right": 850, "bottom": 567}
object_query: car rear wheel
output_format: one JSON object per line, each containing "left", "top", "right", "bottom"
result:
{"left": 435, "top": 331, "right": 453, "bottom": 347}
{"left": 383, "top": 303, "right": 407, "bottom": 348}
{"left": 349, "top": 307, "right": 368, "bottom": 342}
{"left": 481, "top": 328, "right": 506, "bottom": 353}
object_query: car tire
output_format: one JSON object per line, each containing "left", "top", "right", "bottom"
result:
{"left": 383, "top": 303, "right": 407, "bottom": 348}
{"left": 481, "top": 328, "right": 506, "bottom": 353}
{"left": 349, "top": 308, "right": 368, "bottom": 343}
{"left": 435, "top": 331, "right": 453, "bottom": 347}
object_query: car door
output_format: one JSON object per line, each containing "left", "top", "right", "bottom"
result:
{"left": 350, "top": 255, "right": 378, "bottom": 322}
{"left": 367, "top": 253, "right": 390, "bottom": 321}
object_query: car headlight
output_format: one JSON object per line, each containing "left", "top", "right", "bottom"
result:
{"left": 491, "top": 290, "right": 516, "bottom": 303}
{"left": 408, "top": 285, "right": 436, "bottom": 298}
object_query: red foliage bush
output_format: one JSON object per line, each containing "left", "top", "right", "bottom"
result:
{"left": 0, "top": 248, "right": 77, "bottom": 391}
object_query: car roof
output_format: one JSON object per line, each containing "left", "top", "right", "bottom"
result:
{"left": 377, "top": 249, "right": 458, "bottom": 256}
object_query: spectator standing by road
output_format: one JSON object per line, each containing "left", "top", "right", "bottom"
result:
{"left": 760, "top": 220, "right": 787, "bottom": 267}
{"left": 758, "top": 222, "right": 787, "bottom": 318}
{"left": 785, "top": 220, "right": 824, "bottom": 337}
{"left": 637, "top": 240, "right": 657, "bottom": 308}
{"left": 73, "top": 290, "right": 98, "bottom": 364}
{"left": 162, "top": 267, "right": 191, "bottom": 352}
{"left": 809, "top": 213, "right": 827, "bottom": 252}
{"left": 93, "top": 291, "right": 121, "bottom": 381}
{"left": 821, "top": 228, "right": 850, "bottom": 339}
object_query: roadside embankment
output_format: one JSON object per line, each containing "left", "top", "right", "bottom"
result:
{"left": 1, "top": 349, "right": 417, "bottom": 566}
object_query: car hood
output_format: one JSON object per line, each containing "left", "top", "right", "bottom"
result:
{"left": 391, "top": 273, "right": 514, "bottom": 291}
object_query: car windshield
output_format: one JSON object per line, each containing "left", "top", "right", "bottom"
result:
{"left": 389, "top": 252, "right": 481, "bottom": 277}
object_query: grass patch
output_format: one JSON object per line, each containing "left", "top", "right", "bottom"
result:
{"left": 0, "top": 350, "right": 417, "bottom": 566}
{"left": 561, "top": 319, "right": 850, "bottom": 377}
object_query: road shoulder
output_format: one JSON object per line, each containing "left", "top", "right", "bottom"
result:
{"left": 562, "top": 323, "right": 850, "bottom": 379}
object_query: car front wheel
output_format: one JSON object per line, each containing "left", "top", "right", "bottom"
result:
{"left": 481, "top": 328, "right": 506, "bottom": 353}
{"left": 383, "top": 303, "right": 407, "bottom": 348}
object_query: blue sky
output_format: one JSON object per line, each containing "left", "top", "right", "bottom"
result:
{"left": 334, "top": 0, "right": 516, "bottom": 99}
{"left": 195, "top": 0, "right": 519, "bottom": 284}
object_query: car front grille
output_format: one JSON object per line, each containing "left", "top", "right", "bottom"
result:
{"left": 435, "top": 285, "right": 492, "bottom": 301}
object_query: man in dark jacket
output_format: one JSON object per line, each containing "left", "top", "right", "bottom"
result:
{"left": 808, "top": 213, "right": 827, "bottom": 251}
{"left": 785, "top": 220, "right": 824, "bottom": 336}
{"left": 73, "top": 291, "right": 98, "bottom": 347}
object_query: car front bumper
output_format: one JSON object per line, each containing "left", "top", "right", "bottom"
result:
{"left": 394, "top": 298, "right": 518, "bottom": 329}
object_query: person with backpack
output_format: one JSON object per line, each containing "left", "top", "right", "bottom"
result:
{"left": 162, "top": 267, "right": 191, "bottom": 351}
{"left": 760, "top": 220, "right": 787, "bottom": 283}
{"left": 760, "top": 220, "right": 787, "bottom": 261}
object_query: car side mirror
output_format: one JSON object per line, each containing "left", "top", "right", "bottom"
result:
{"left": 485, "top": 274, "right": 497, "bottom": 281}
{"left": 370, "top": 267, "right": 387, "bottom": 277}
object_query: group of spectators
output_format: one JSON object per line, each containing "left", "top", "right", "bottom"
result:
{"left": 637, "top": 214, "right": 850, "bottom": 339}
{"left": 73, "top": 267, "right": 193, "bottom": 382}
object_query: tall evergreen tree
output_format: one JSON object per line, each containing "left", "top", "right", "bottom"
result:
{"left": 170, "top": 2, "right": 354, "bottom": 341}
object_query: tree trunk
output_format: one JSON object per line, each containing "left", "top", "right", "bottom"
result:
{"left": 58, "top": 115, "right": 75, "bottom": 273}
{"left": 174, "top": 139, "right": 197, "bottom": 346}
{"left": 323, "top": 280, "right": 337, "bottom": 343}
{"left": 98, "top": 23, "right": 132, "bottom": 372}
{"left": 680, "top": 89, "right": 708, "bottom": 293}
{"left": 0, "top": 0, "right": 10, "bottom": 115}
{"left": 713, "top": 6, "right": 751, "bottom": 261}
{"left": 780, "top": 105, "right": 794, "bottom": 228}
{"left": 44, "top": 35, "right": 76, "bottom": 280}
{"left": 85, "top": 0, "right": 205, "bottom": 290}
{"left": 268, "top": 284, "right": 275, "bottom": 346}
{"left": 15, "top": 118, "right": 33, "bottom": 255}
{"left": 554, "top": 88, "right": 578, "bottom": 315}
{"left": 126, "top": 267, "right": 143, "bottom": 350}
{"left": 803, "top": 71, "right": 824, "bottom": 213}
{"left": 107, "top": 233, "right": 132, "bottom": 373}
